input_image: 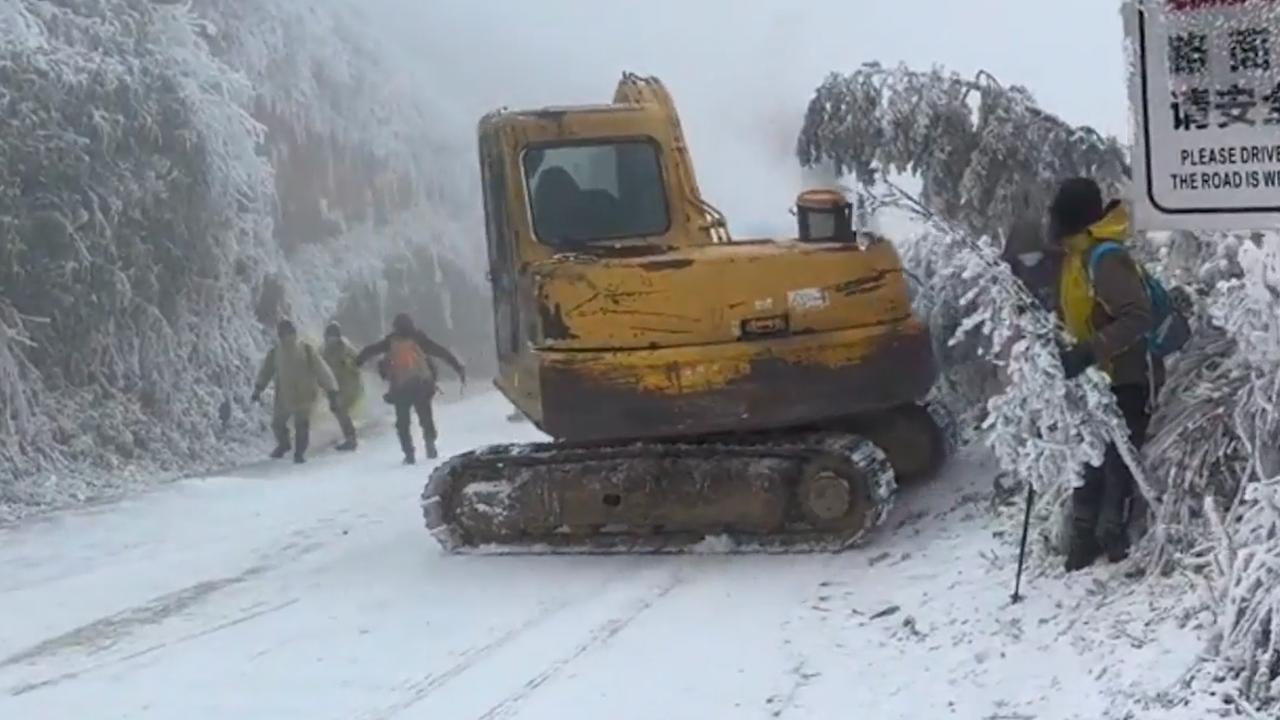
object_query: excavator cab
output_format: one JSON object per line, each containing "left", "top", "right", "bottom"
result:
{"left": 476, "top": 88, "right": 715, "bottom": 410}
{"left": 522, "top": 142, "right": 668, "bottom": 248}
{"left": 424, "top": 73, "right": 944, "bottom": 554}
{"left": 476, "top": 75, "right": 937, "bottom": 445}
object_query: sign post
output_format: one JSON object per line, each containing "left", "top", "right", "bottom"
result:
{"left": 1125, "top": 0, "right": 1280, "bottom": 231}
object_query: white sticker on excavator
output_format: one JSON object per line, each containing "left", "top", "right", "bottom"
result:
{"left": 754, "top": 298, "right": 774, "bottom": 311}
{"left": 787, "top": 288, "right": 828, "bottom": 310}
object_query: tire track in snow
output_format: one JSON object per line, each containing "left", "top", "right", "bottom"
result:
{"left": 1, "top": 575, "right": 257, "bottom": 667}
{"left": 0, "top": 537, "right": 323, "bottom": 668}
{"left": 360, "top": 565, "right": 678, "bottom": 720}
{"left": 6, "top": 598, "right": 300, "bottom": 696}
{"left": 355, "top": 596, "right": 582, "bottom": 720}
{"left": 475, "top": 569, "right": 685, "bottom": 720}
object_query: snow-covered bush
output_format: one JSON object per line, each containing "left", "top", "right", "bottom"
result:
{"left": 1156, "top": 236, "right": 1280, "bottom": 706}
{"left": 798, "top": 62, "right": 1280, "bottom": 708}
{"left": 0, "top": 0, "right": 490, "bottom": 520}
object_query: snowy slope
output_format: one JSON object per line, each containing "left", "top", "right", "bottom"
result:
{"left": 0, "top": 393, "right": 1219, "bottom": 719}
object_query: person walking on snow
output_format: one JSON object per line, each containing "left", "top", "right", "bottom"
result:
{"left": 355, "top": 313, "right": 466, "bottom": 464}
{"left": 252, "top": 319, "right": 341, "bottom": 464}
{"left": 322, "top": 321, "right": 362, "bottom": 452}
{"left": 1050, "top": 178, "right": 1163, "bottom": 572}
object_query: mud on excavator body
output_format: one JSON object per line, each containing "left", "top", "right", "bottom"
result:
{"left": 423, "top": 73, "right": 944, "bottom": 553}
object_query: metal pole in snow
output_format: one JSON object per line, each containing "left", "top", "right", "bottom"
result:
{"left": 1011, "top": 483, "right": 1035, "bottom": 604}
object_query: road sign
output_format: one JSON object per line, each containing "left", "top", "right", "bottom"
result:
{"left": 1125, "top": 0, "right": 1280, "bottom": 231}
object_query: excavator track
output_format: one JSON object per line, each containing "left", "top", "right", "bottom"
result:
{"left": 420, "top": 433, "right": 895, "bottom": 555}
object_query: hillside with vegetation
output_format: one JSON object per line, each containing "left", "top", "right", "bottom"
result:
{"left": 0, "top": 0, "right": 491, "bottom": 518}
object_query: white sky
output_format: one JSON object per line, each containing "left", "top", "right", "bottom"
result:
{"left": 380, "top": 0, "right": 1130, "bottom": 236}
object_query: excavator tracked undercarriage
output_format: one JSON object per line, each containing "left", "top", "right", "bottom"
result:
{"left": 420, "top": 73, "right": 946, "bottom": 554}
{"left": 423, "top": 434, "right": 895, "bottom": 554}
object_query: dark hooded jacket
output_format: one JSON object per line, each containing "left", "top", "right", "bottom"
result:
{"left": 355, "top": 316, "right": 464, "bottom": 392}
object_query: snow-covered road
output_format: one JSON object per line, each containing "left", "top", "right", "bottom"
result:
{"left": 0, "top": 392, "right": 1213, "bottom": 719}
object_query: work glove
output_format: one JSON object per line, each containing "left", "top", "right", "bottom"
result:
{"left": 1058, "top": 343, "right": 1095, "bottom": 380}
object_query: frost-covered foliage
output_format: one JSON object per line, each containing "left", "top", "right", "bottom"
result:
{"left": 1150, "top": 235, "right": 1280, "bottom": 706}
{"left": 797, "top": 62, "right": 1130, "bottom": 242}
{"left": 0, "top": 0, "right": 489, "bottom": 520}
{"left": 189, "top": 0, "right": 484, "bottom": 266}
{"left": 0, "top": 0, "right": 276, "bottom": 509}
{"left": 863, "top": 182, "right": 1144, "bottom": 522}
{"left": 798, "top": 63, "right": 1136, "bottom": 431}
{"left": 798, "top": 62, "right": 1280, "bottom": 709}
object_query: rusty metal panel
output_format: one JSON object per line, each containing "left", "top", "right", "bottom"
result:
{"left": 535, "top": 321, "right": 936, "bottom": 443}
{"left": 530, "top": 241, "right": 914, "bottom": 351}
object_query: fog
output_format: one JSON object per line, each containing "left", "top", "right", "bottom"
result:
{"left": 373, "top": 0, "right": 1129, "bottom": 237}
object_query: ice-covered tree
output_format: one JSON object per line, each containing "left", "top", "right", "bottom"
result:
{"left": 797, "top": 62, "right": 1131, "bottom": 242}
{"left": 0, "top": 0, "right": 491, "bottom": 519}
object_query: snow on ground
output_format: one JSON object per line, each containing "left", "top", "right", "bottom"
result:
{"left": 0, "top": 391, "right": 1221, "bottom": 719}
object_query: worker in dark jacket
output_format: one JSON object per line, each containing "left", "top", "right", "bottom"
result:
{"left": 355, "top": 313, "right": 466, "bottom": 463}
{"left": 1051, "top": 178, "right": 1162, "bottom": 572}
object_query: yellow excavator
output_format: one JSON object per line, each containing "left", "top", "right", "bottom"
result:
{"left": 421, "top": 73, "right": 945, "bottom": 553}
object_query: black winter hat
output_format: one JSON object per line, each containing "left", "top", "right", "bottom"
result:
{"left": 1049, "top": 178, "right": 1104, "bottom": 239}
{"left": 277, "top": 318, "right": 297, "bottom": 337}
{"left": 325, "top": 321, "right": 342, "bottom": 338}
{"left": 392, "top": 313, "right": 414, "bottom": 334}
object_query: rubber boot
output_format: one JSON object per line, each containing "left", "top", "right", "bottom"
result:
{"left": 1067, "top": 472, "right": 1104, "bottom": 572}
{"left": 1099, "top": 485, "right": 1134, "bottom": 564}
{"left": 270, "top": 418, "right": 291, "bottom": 459}
{"left": 1100, "top": 529, "right": 1130, "bottom": 563}
{"left": 270, "top": 427, "right": 290, "bottom": 456}
{"left": 425, "top": 438, "right": 438, "bottom": 460}
{"left": 1064, "top": 528, "right": 1100, "bottom": 572}
{"left": 395, "top": 406, "right": 414, "bottom": 464}
{"left": 335, "top": 412, "right": 357, "bottom": 452}
{"left": 294, "top": 417, "right": 310, "bottom": 464}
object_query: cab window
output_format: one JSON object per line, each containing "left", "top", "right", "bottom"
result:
{"left": 523, "top": 140, "right": 669, "bottom": 247}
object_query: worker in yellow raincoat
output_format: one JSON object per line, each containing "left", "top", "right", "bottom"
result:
{"left": 252, "top": 319, "right": 340, "bottom": 464}
{"left": 321, "top": 321, "right": 362, "bottom": 451}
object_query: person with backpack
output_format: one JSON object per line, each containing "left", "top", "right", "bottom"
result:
{"left": 1002, "top": 214, "right": 1060, "bottom": 313}
{"left": 355, "top": 313, "right": 466, "bottom": 464}
{"left": 252, "top": 319, "right": 341, "bottom": 464}
{"left": 1050, "top": 178, "right": 1174, "bottom": 572}
{"left": 321, "top": 321, "right": 362, "bottom": 452}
